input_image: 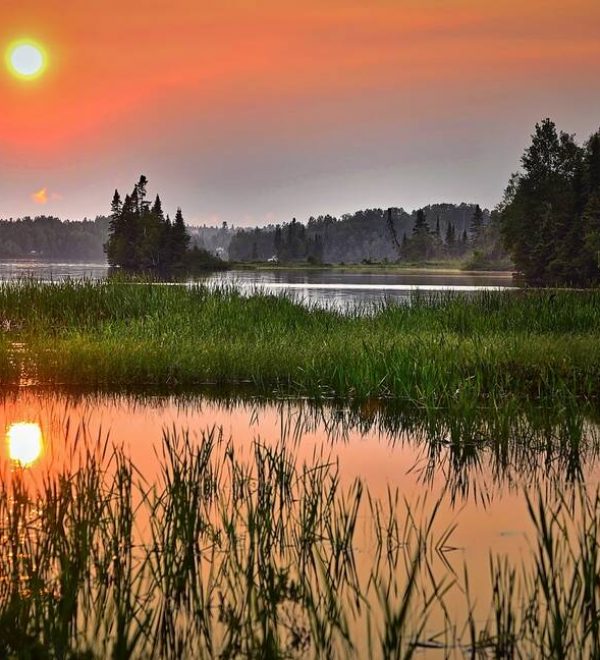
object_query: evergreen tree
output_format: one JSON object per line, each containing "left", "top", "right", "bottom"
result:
{"left": 412, "top": 209, "right": 430, "bottom": 236}
{"left": 409, "top": 209, "right": 433, "bottom": 259}
{"left": 104, "top": 177, "right": 203, "bottom": 274}
{"left": 501, "top": 119, "right": 584, "bottom": 284}
{"left": 445, "top": 222, "right": 455, "bottom": 253}
{"left": 171, "top": 208, "right": 190, "bottom": 267}
{"left": 469, "top": 205, "right": 484, "bottom": 244}
{"left": 105, "top": 191, "right": 124, "bottom": 267}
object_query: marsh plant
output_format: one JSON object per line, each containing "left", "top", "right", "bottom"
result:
{"left": 0, "top": 418, "right": 599, "bottom": 658}
{"left": 0, "top": 424, "right": 451, "bottom": 659}
{"left": 2, "top": 281, "right": 600, "bottom": 405}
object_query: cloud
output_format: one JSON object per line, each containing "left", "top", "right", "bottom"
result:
{"left": 31, "top": 188, "right": 63, "bottom": 205}
{"left": 32, "top": 187, "right": 48, "bottom": 204}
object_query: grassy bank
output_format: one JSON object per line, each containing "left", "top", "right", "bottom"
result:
{"left": 0, "top": 281, "right": 599, "bottom": 403}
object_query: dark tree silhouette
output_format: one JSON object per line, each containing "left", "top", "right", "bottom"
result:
{"left": 104, "top": 176, "right": 223, "bottom": 274}
{"left": 501, "top": 119, "right": 600, "bottom": 285}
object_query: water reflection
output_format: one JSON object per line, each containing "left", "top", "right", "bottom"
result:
{"left": 6, "top": 421, "right": 43, "bottom": 467}
{"left": 0, "top": 390, "right": 598, "bottom": 656}
{"left": 1, "top": 389, "right": 598, "bottom": 504}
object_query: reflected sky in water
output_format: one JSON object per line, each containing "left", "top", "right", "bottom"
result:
{"left": 0, "top": 389, "right": 597, "bottom": 648}
{"left": 0, "top": 261, "right": 516, "bottom": 311}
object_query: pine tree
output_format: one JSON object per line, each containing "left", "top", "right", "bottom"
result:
{"left": 410, "top": 209, "right": 433, "bottom": 260}
{"left": 445, "top": 222, "right": 455, "bottom": 253}
{"left": 470, "top": 205, "right": 484, "bottom": 244}
{"left": 501, "top": 119, "right": 585, "bottom": 285}
{"left": 104, "top": 176, "right": 203, "bottom": 274}
{"left": 412, "top": 209, "right": 430, "bottom": 236}
{"left": 105, "top": 190, "right": 124, "bottom": 267}
{"left": 171, "top": 208, "right": 190, "bottom": 267}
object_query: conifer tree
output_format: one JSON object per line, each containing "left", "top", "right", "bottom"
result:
{"left": 469, "top": 205, "right": 484, "bottom": 244}
{"left": 171, "top": 208, "right": 190, "bottom": 267}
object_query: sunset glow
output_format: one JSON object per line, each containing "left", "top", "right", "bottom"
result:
{"left": 0, "top": 1, "right": 599, "bottom": 222}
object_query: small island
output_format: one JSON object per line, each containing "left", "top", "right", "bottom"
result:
{"left": 104, "top": 175, "right": 227, "bottom": 276}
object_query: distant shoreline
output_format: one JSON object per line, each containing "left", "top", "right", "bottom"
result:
{"left": 229, "top": 261, "right": 515, "bottom": 276}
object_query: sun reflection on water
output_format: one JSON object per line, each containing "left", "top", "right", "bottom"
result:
{"left": 7, "top": 422, "right": 43, "bottom": 467}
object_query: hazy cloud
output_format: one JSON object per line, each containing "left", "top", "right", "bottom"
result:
{"left": 31, "top": 188, "right": 63, "bottom": 205}
{"left": 32, "top": 188, "right": 48, "bottom": 204}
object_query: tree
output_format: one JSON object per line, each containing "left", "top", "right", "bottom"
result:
{"left": 501, "top": 119, "right": 586, "bottom": 285}
{"left": 407, "top": 209, "right": 434, "bottom": 260}
{"left": 171, "top": 208, "right": 191, "bottom": 267}
{"left": 104, "top": 177, "right": 203, "bottom": 274}
{"left": 469, "top": 205, "right": 484, "bottom": 245}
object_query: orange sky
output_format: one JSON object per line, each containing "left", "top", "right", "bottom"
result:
{"left": 1, "top": 0, "right": 599, "bottom": 223}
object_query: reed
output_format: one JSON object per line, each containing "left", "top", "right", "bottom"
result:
{"left": 0, "top": 419, "right": 599, "bottom": 657}
{"left": 1, "top": 281, "right": 600, "bottom": 404}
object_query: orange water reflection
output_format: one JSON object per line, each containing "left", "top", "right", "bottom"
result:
{"left": 0, "top": 390, "right": 598, "bottom": 651}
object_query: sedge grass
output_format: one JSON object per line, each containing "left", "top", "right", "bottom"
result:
{"left": 0, "top": 419, "right": 600, "bottom": 657}
{"left": 1, "top": 281, "right": 600, "bottom": 405}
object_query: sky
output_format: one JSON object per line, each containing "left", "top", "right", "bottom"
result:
{"left": 1, "top": 0, "right": 599, "bottom": 226}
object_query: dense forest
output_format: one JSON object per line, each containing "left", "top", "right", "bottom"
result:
{"left": 3, "top": 119, "right": 599, "bottom": 283}
{"left": 0, "top": 216, "right": 109, "bottom": 260}
{"left": 0, "top": 202, "right": 508, "bottom": 269}
{"left": 224, "top": 203, "right": 508, "bottom": 268}
{"left": 500, "top": 119, "right": 600, "bottom": 286}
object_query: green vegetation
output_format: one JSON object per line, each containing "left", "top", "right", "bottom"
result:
{"left": 0, "top": 281, "right": 600, "bottom": 405}
{"left": 1, "top": 417, "right": 600, "bottom": 658}
{"left": 105, "top": 176, "right": 226, "bottom": 275}
{"left": 501, "top": 119, "right": 600, "bottom": 286}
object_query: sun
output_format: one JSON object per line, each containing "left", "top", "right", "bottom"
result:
{"left": 6, "top": 39, "right": 48, "bottom": 80}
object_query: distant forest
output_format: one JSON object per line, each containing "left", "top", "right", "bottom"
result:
{"left": 0, "top": 202, "right": 509, "bottom": 269}
{"left": 0, "top": 216, "right": 109, "bottom": 260}
{"left": 220, "top": 203, "right": 508, "bottom": 268}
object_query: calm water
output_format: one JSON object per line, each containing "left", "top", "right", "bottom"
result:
{"left": 0, "top": 259, "right": 517, "bottom": 309}
{"left": 1, "top": 261, "right": 573, "bottom": 655}
{"left": 1, "top": 389, "right": 597, "bottom": 654}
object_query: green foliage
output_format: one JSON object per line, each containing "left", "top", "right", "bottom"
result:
{"left": 228, "top": 204, "right": 502, "bottom": 267}
{"left": 501, "top": 119, "right": 600, "bottom": 286}
{"left": 1, "top": 282, "right": 600, "bottom": 405}
{"left": 0, "top": 216, "right": 109, "bottom": 260}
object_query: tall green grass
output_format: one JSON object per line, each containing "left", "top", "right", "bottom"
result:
{"left": 2, "top": 281, "right": 600, "bottom": 403}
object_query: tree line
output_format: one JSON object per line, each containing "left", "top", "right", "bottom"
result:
{"left": 226, "top": 203, "right": 508, "bottom": 268}
{"left": 0, "top": 216, "right": 109, "bottom": 260}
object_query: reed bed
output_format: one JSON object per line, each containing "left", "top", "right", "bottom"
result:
{"left": 0, "top": 425, "right": 449, "bottom": 658}
{"left": 1, "top": 281, "right": 600, "bottom": 404}
{"left": 0, "top": 422, "right": 599, "bottom": 658}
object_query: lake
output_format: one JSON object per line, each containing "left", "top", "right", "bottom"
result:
{"left": 4, "top": 263, "right": 595, "bottom": 657}
{"left": 0, "top": 259, "right": 517, "bottom": 310}
{"left": 1, "top": 386, "right": 596, "bottom": 656}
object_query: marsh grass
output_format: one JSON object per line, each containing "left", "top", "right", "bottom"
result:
{"left": 0, "top": 424, "right": 452, "bottom": 658}
{"left": 0, "top": 418, "right": 599, "bottom": 658}
{"left": 1, "top": 281, "right": 600, "bottom": 404}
